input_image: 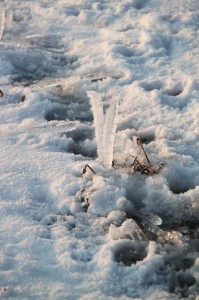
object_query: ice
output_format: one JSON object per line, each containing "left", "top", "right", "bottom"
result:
{"left": 103, "top": 97, "right": 118, "bottom": 168}
{"left": 120, "top": 219, "right": 147, "bottom": 241}
{"left": 87, "top": 91, "right": 118, "bottom": 168}
{"left": 87, "top": 91, "right": 105, "bottom": 164}
{"left": 140, "top": 212, "right": 162, "bottom": 226}
{"left": 141, "top": 220, "right": 183, "bottom": 245}
{"left": 109, "top": 219, "right": 146, "bottom": 242}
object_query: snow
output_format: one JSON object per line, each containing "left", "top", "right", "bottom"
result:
{"left": 0, "top": 0, "right": 199, "bottom": 299}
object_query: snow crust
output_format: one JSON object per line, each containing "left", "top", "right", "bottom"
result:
{"left": 0, "top": 0, "right": 199, "bottom": 299}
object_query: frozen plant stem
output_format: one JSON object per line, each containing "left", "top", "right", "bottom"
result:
{"left": 87, "top": 91, "right": 104, "bottom": 165}
{"left": 103, "top": 97, "right": 118, "bottom": 168}
{"left": 87, "top": 91, "right": 118, "bottom": 169}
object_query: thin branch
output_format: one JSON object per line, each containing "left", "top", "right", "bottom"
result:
{"left": 136, "top": 138, "right": 151, "bottom": 166}
{"left": 82, "top": 164, "right": 96, "bottom": 175}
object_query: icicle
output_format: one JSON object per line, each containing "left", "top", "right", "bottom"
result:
{"left": 103, "top": 98, "right": 118, "bottom": 168}
{"left": 87, "top": 91, "right": 104, "bottom": 164}
{"left": 87, "top": 92, "right": 118, "bottom": 168}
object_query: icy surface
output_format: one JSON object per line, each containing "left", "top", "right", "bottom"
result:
{"left": 0, "top": 0, "right": 199, "bottom": 299}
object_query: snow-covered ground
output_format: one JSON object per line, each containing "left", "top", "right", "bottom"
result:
{"left": 0, "top": 0, "right": 199, "bottom": 299}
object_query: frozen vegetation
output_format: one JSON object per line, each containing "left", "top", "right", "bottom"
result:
{"left": 87, "top": 91, "right": 118, "bottom": 168}
{"left": 0, "top": 0, "right": 199, "bottom": 299}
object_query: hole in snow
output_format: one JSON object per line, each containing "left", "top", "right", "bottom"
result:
{"left": 126, "top": 175, "right": 147, "bottom": 210}
{"left": 62, "top": 126, "right": 97, "bottom": 158}
{"left": 140, "top": 80, "right": 162, "bottom": 92}
{"left": 61, "top": 7, "right": 80, "bottom": 17}
{"left": 164, "top": 87, "right": 183, "bottom": 97}
{"left": 2, "top": 46, "right": 77, "bottom": 85}
{"left": 177, "top": 273, "right": 196, "bottom": 288}
{"left": 39, "top": 228, "right": 51, "bottom": 240}
{"left": 62, "top": 126, "right": 94, "bottom": 142}
{"left": 45, "top": 101, "right": 93, "bottom": 123}
{"left": 169, "top": 181, "right": 195, "bottom": 194}
{"left": 165, "top": 166, "right": 196, "bottom": 194}
{"left": 133, "top": 0, "right": 148, "bottom": 10}
{"left": 114, "top": 241, "right": 148, "bottom": 266}
{"left": 67, "top": 138, "right": 97, "bottom": 158}
{"left": 24, "top": 34, "right": 66, "bottom": 53}
{"left": 122, "top": 0, "right": 148, "bottom": 11}
{"left": 41, "top": 214, "right": 58, "bottom": 226}
{"left": 164, "top": 249, "right": 196, "bottom": 272}
{"left": 71, "top": 250, "right": 93, "bottom": 262}
{"left": 164, "top": 249, "right": 197, "bottom": 297}
{"left": 113, "top": 45, "right": 135, "bottom": 58}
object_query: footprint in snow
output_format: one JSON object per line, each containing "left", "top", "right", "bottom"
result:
{"left": 113, "top": 240, "right": 148, "bottom": 266}
{"left": 45, "top": 98, "right": 93, "bottom": 123}
{"left": 0, "top": 44, "right": 77, "bottom": 86}
{"left": 61, "top": 126, "right": 97, "bottom": 158}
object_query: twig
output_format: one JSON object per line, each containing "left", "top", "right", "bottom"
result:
{"left": 136, "top": 137, "right": 151, "bottom": 166}
{"left": 82, "top": 164, "right": 96, "bottom": 175}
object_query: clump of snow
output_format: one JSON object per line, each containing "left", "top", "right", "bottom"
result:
{"left": 107, "top": 210, "right": 126, "bottom": 225}
{"left": 81, "top": 173, "right": 128, "bottom": 215}
{"left": 109, "top": 219, "right": 142, "bottom": 241}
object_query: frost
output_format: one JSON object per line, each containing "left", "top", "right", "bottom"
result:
{"left": 87, "top": 91, "right": 118, "bottom": 168}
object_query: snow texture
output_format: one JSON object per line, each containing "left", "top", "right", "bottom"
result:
{"left": 0, "top": 0, "right": 199, "bottom": 299}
